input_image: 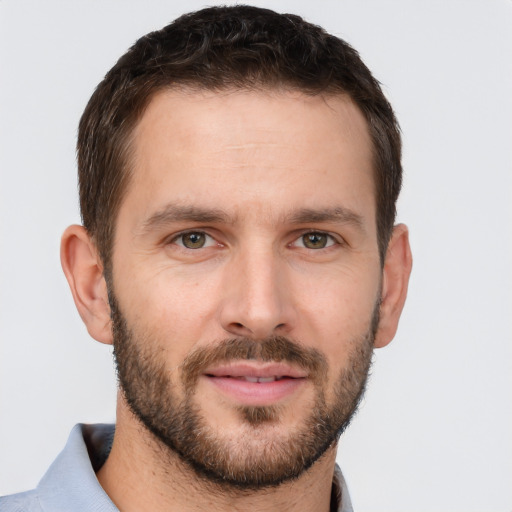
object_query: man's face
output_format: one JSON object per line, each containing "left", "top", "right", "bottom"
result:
{"left": 109, "top": 89, "right": 382, "bottom": 487}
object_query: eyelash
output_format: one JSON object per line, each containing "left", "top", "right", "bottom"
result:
{"left": 290, "top": 231, "right": 339, "bottom": 250}
{"left": 168, "top": 230, "right": 341, "bottom": 251}
{"left": 170, "top": 231, "right": 218, "bottom": 249}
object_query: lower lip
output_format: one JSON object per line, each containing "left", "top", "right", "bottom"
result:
{"left": 203, "top": 376, "right": 306, "bottom": 406}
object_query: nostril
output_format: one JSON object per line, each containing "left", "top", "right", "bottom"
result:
{"left": 226, "top": 322, "right": 251, "bottom": 335}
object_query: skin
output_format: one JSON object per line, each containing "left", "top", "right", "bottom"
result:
{"left": 61, "top": 88, "right": 412, "bottom": 512}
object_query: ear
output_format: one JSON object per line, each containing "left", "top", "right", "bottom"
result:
{"left": 374, "top": 223, "right": 412, "bottom": 348}
{"left": 60, "top": 225, "right": 113, "bottom": 344}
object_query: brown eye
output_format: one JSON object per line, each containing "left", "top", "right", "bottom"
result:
{"left": 180, "top": 232, "right": 207, "bottom": 249}
{"left": 301, "top": 232, "right": 329, "bottom": 249}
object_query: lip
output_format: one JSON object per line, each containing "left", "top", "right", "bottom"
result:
{"left": 204, "top": 362, "right": 308, "bottom": 379}
{"left": 202, "top": 362, "right": 308, "bottom": 406}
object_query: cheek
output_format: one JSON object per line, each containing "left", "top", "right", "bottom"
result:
{"left": 293, "top": 268, "right": 380, "bottom": 362}
{"left": 112, "top": 262, "right": 219, "bottom": 358}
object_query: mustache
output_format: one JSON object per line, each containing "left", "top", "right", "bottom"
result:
{"left": 180, "top": 336, "right": 328, "bottom": 389}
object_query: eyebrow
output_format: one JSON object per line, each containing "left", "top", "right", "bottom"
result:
{"left": 137, "top": 203, "right": 365, "bottom": 235}
{"left": 287, "top": 207, "right": 365, "bottom": 231}
{"left": 138, "top": 204, "right": 233, "bottom": 235}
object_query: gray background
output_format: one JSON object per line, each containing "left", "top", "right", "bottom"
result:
{"left": 1, "top": 1, "right": 511, "bottom": 510}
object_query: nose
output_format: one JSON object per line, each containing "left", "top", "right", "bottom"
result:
{"left": 218, "top": 245, "right": 296, "bottom": 339}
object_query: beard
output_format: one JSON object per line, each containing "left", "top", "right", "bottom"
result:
{"left": 110, "top": 293, "right": 377, "bottom": 490}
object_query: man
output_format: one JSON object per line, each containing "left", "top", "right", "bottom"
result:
{"left": 1, "top": 5, "right": 411, "bottom": 511}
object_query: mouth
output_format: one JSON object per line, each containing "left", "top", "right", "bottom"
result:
{"left": 202, "top": 362, "right": 308, "bottom": 406}
{"left": 221, "top": 375, "right": 287, "bottom": 383}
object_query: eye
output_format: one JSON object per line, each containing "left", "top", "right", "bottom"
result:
{"left": 293, "top": 232, "right": 337, "bottom": 250}
{"left": 174, "top": 231, "right": 216, "bottom": 249}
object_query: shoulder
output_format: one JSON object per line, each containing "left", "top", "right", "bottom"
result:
{"left": 0, "top": 423, "right": 116, "bottom": 512}
{"left": 0, "top": 489, "right": 43, "bottom": 512}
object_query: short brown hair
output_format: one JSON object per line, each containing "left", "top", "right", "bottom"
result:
{"left": 78, "top": 5, "right": 402, "bottom": 271}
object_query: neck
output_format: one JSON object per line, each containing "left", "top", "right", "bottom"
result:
{"left": 97, "top": 398, "right": 337, "bottom": 512}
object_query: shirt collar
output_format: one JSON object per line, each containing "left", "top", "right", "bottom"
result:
{"left": 37, "top": 424, "right": 117, "bottom": 512}
{"left": 332, "top": 464, "right": 354, "bottom": 512}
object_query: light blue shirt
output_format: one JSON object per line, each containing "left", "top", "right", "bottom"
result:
{"left": 1, "top": 424, "right": 353, "bottom": 511}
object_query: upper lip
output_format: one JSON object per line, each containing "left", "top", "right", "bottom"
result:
{"left": 203, "top": 362, "right": 308, "bottom": 379}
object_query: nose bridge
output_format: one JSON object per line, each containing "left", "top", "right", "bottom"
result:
{"left": 220, "top": 240, "right": 293, "bottom": 338}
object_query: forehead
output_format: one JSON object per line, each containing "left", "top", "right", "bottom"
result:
{"left": 124, "top": 88, "right": 375, "bottom": 226}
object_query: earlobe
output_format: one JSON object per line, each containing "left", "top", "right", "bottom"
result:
{"left": 374, "top": 224, "right": 413, "bottom": 348}
{"left": 60, "top": 225, "right": 113, "bottom": 345}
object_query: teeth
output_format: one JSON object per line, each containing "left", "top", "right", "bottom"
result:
{"left": 236, "top": 376, "right": 283, "bottom": 383}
